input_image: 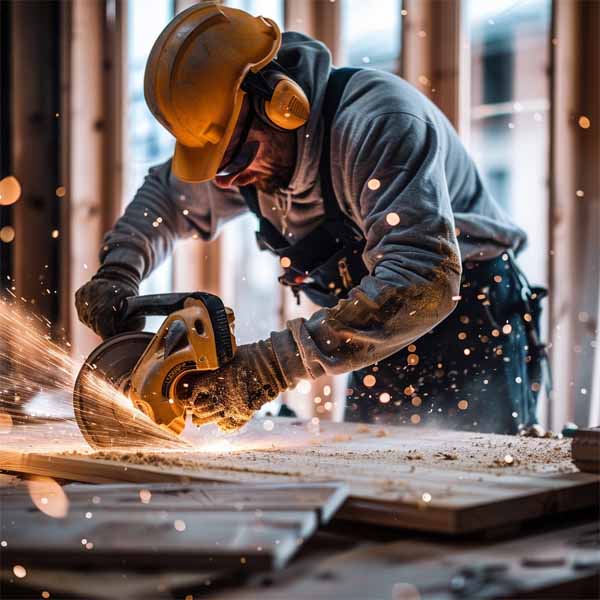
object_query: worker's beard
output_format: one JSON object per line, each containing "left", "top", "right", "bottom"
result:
{"left": 251, "top": 122, "right": 297, "bottom": 195}
{"left": 214, "top": 118, "right": 297, "bottom": 194}
{"left": 255, "top": 165, "right": 295, "bottom": 195}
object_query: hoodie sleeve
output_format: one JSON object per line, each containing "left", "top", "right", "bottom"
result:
{"left": 271, "top": 112, "right": 462, "bottom": 383}
{"left": 100, "top": 160, "right": 248, "bottom": 281}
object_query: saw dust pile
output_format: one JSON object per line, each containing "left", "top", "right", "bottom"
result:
{"left": 55, "top": 418, "right": 577, "bottom": 505}
{"left": 0, "top": 299, "right": 187, "bottom": 451}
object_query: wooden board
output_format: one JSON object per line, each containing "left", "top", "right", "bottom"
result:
{"left": 0, "top": 567, "right": 221, "bottom": 600}
{"left": 0, "top": 481, "right": 348, "bottom": 524}
{"left": 2, "top": 418, "right": 599, "bottom": 534}
{"left": 572, "top": 427, "right": 600, "bottom": 473}
{"left": 206, "top": 522, "right": 600, "bottom": 600}
{"left": 0, "top": 481, "right": 347, "bottom": 575}
{"left": 1, "top": 506, "right": 316, "bottom": 571}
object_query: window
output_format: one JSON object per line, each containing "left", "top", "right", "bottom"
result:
{"left": 220, "top": 1, "right": 284, "bottom": 346}
{"left": 467, "top": 0, "right": 552, "bottom": 287}
{"left": 340, "top": 0, "right": 402, "bottom": 71}
{"left": 124, "top": 0, "right": 175, "bottom": 308}
{"left": 226, "top": 0, "right": 284, "bottom": 28}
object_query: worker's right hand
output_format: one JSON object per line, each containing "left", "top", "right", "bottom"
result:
{"left": 75, "top": 266, "right": 144, "bottom": 340}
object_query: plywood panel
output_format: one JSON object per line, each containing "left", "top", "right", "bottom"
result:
{"left": 1, "top": 506, "right": 316, "bottom": 571}
{"left": 207, "top": 522, "right": 600, "bottom": 600}
{"left": 2, "top": 419, "right": 598, "bottom": 534}
{"left": 1, "top": 481, "right": 348, "bottom": 524}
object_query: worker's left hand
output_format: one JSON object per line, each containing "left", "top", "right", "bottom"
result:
{"left": 187, "top": 340, "right": 288, "bottom": 432}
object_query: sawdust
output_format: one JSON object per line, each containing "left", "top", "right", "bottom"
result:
{"left": 67, "top": 420, "right": 576, "bottom": 489}
{"left": 332, "top": 434, "right": 352, "bottom": 442}
{"left": 435, "top": 452, "right": 458, "bottom": 461}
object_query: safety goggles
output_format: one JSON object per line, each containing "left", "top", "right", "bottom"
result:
{"left": 216, "top": 103, "right": 258, "bottom": 178}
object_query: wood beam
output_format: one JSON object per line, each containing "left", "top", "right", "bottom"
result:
{"left": 68, "top": 0, "right": 108, "bottom": 358}
{"left": 311, "top": 0, "right": 341, "bottom": 63}
{"left": 549, "top": 0, "right": 586, "bottom": 429}
{"left": 575, "top": 0, "right": 599, "bottom": 426}
{"left": 285, "top": 0, "right": 314, "bottom": 34}
{"left": 401, "top": 0, "right": 463, "bottom": 131}
{"left": 10, "top": 2, "right": 62, "bottom": 323}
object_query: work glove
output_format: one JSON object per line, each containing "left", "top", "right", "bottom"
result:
{"left": 188, "top": 340, "right": 287, "bottom": 432}
{"left": 75, "top": 265, "right": 144, "bottom": 339}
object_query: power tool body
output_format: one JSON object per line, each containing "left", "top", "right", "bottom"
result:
{"left": 73, "top": 292, "right": 236, "bottom": 449}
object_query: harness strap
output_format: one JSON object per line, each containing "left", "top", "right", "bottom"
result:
{"left": 319, "top": 67, "right": 361, "bottom": 220}
{"left": 239, "top": 67, "right": 362, "bottom": 239}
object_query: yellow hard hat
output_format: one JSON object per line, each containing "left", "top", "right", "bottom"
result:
{"left": 144, "top": 2, "right": 281, "bottom": 183}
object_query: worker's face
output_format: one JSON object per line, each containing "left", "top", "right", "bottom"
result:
{"left": 214, "top": 98, "right": 296, "bottom": 194}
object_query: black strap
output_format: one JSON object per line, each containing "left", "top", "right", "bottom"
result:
{"left": 240, "top": 67, "right": 361, "bottom": 227}
{"left": 319, "top": 67, "right": 361, "bottom": 220}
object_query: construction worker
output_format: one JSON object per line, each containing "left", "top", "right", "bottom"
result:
{"left": 76, "top": 4, "right": 547, "bottom": 434}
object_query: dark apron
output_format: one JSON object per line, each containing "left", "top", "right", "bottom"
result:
{"left": 345, "top": 254, "right": 548, "bottom": 434}
{"left": 239, "top": 68, "right": 548, "bottom": 434}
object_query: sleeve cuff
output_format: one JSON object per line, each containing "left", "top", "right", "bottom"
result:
{"left": 101, "top": 247, "right": 147, "bottom": 282}
{"left": 270, "top": 329, "right": 312, "bottom": 387}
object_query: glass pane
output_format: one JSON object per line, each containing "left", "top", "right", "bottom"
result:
{"left": 341, "top": 0, "right": 402, "bottom": 70}
{"left": 468, "top": 0, "right": 552, "bottom": 287}
{"left": 226, "top": 0, "right": 284, "bottom": 29}
{"left": 220, "top": 215, "right": 281, "bottom": 345}
{"left": 125, "top": 0, "right": 175, "bottom": 311}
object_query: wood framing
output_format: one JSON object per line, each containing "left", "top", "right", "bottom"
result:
{"left": 10, "top": 1, "right": 62, "bottom": 323}
{"left": 102, "top": 0, "right": 126, "bottom": 233}
{"left": 68, "top": 0, "right": 109, "bottom": 358}
{"left": 284, "top": 0, "right": 314, "bottom": 35}
{"left": 401, "top": 0, "right": 463, "bottom": 131}
{"left": 549, "top": 0, "right": 600, "bottom": 429}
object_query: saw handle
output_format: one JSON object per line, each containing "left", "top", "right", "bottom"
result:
{"left": 120, "top": 292, "right": 236, "bottom": 367}
{"left": 121, "top": 293, "right": 216, "bottom": 320}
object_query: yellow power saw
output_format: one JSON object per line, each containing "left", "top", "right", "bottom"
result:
{"left": 73, "top": 292, "right": 236, "bottom": 449}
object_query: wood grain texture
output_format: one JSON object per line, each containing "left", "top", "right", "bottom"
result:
{"left": 3, "top": 419, "right": 598, "bottom": 534}
{"left": 0, "top": 481, "right": 348, "bottom": 524}
{"left": 1, "top": 506, "right": 316, "bottom": 571}
{"left": 572, "top": 427, "right": 600, "bottom": 473}
{"left": 207, "top": 522, "right": 600, "bottom": 600}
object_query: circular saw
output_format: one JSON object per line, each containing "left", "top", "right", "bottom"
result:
{"left": 73, "top": 292, "right": 236, "bottom": 449}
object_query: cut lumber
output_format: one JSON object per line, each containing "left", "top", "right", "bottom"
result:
{"left": 2, "top": 419, "right": 598, "bottom": 534}
{"left": 1, "top": 506, "right": 316, "bottom": 571}
{"left": 204, "top": 522, "right": 600, "bottom": 600}
{"left": 0, "top": 481, "right": 348, "bottom": 524}
{"left": 572, "top": 427, "right": 600, "bottom": 473}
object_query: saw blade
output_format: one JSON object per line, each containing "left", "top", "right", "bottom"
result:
{"left": 73, "top": 332, "right": 190, "bottom": 450}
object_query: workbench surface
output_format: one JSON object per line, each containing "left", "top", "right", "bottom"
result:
{"left": 1, "top": 418, "right": 599, "bottom": 599}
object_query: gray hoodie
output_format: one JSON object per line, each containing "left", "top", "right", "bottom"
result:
{"left": 101, "top": 32, "right": 527, "bottom": 385}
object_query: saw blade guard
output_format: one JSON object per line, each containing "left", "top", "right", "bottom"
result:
{"left": 74, "top": 292, "right": 236, "bottom": 448}
{"left": 127, "top": 295, "right": 236, "bottom": 433}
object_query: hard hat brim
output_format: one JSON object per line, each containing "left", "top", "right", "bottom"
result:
{"left": 172, "top": 94, "right": 244, "bottom": 183}
{"left": 173, "top": 141, "right": 220, "bottom": 183}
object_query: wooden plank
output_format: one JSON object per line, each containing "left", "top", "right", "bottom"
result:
{"left": 0, "top": 567, "right": 221, "bottom": 600}
{"left": 572, "top": 427, "right": 600, "bottom": 473}
{"left": 2, "top": 419, "right": 598, "bottom": 534}
{"left": 1, "top": 506, "right": 316, "bottom": 571}
{"left": 0, "top": 481, "right": 348, "bottom": 525}
{"left": 206, "top": 522, "right": 600, "bottom": 600}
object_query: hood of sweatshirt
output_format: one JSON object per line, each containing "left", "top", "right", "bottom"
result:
{"left": 255, "top": 32, "right": 332, "bottom": 241}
